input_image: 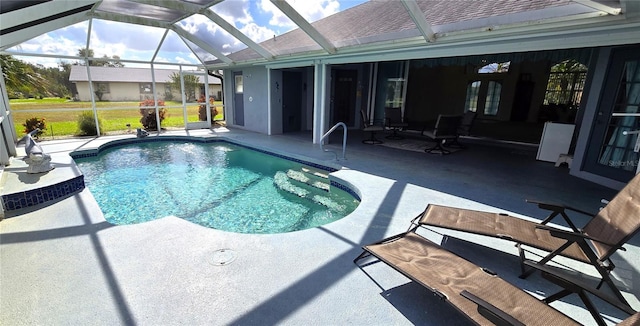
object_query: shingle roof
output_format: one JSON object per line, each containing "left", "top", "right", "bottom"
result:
{"left": 226, "top": 0, "right": 610, "bottom": 62}
{"left": 69, "top": 66, "right": 220, "bottom": 84}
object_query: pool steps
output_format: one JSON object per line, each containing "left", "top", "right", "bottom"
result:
{"left": 274, "top": 166, "right": 344, "bottom": 211}
{"left": 285, "top": 169, "right": 330, "bottom": 192}
{"left": 301, "top": 167, "right": 329, "bottom": 179}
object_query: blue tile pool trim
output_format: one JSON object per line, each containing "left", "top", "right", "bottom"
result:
{"left": 330, "top": 180, "right": 361, "bottom": 201}
{"left": 2, "top": 175, "right": 85, "bottom": 211}
{"left": 69, "top": 136, "right": 359, "bottom": 200}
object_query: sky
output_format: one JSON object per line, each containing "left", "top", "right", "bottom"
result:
{"left": 8, "top": 0, "right": 369, "bottom": 68}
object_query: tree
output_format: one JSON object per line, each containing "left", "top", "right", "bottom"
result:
{"left": 74, "top": 49, "right": 124, "bottom": 67}
{"left": 169, "top": 72, "right": 199, "bottom": 102}
{"left": 551, "top": 59, "right": 587, "bottom": 73}
{"left": 76, "top": 48, "right": 95, "bottom": 66}
{"left": 0, "top": 55, "right": 61, "bottom": 98}
{"left": 97, "top": 54, "right": 125, "bottom": 67}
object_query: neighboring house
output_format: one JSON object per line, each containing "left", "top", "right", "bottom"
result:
{"left": 69, "top": 66, "right": 222, "bottom": 102}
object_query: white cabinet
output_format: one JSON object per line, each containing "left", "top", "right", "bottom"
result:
{"left": 537, "top": 122, "right": 575, "bottom": 163}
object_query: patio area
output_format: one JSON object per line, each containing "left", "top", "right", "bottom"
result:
{"left": 1, "top": 126, "right": 637, "bottom": 325}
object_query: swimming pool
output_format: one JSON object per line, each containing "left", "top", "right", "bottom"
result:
{"left": 73, "top": 139, "right": 360, "bottom": 234}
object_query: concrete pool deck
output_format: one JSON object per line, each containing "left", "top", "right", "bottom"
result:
{"left": 1, "top": 127, "right": 638, "bottom": 325}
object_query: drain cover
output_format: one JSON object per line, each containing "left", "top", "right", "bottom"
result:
{"left": 211, "top": 249, "right": 236, "bottom": 266}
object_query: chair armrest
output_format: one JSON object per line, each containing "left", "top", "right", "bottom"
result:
{"left": 525, "top": 199, "right": 595, "bottom": 217}
{"left": 525, "top": 199, "right": 595, "bottom": 232}
{"left": 460, "top": 290, "right": 525, "bottom": 326}
{"left": 535, "top": 224, "right": 618, "bottom": 247}
{"left": 371, "top": 118, "right": 385, "bottom": 127}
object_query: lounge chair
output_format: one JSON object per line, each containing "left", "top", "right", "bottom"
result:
{"left": 360, "top": 110, "right": 384, "bottom": 144}
{"left": 384, "top": 107, "right": 409, "bottom": 140}
{"left": 618, "top": 312, "right": 640, "bottom": 326}
{"left": 421, "top": 114, "right": 462, "bottom": 154}
{"left": 354, "top": 230, "right": 581, "bottom": 325}
{"left": 527, "top": 260, "right": 637, "bottom": 326}
{"left": 417, "top": 172, "right": 640, "bottom": 315}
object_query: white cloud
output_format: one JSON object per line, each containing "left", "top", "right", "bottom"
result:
{"left": 213, "top": 0, "right": 253, "bottom": 27}
{"left": 240, "top": 22, "right": 277, "bottom": 44}
{"left": 259, "top": 0, "right": 341, "bottom": 30}
{"left": 289, "top": 0, "right": 341, "bottom": 22}
{"left": 6, "top": 0, "right": 364, "bottom": 66}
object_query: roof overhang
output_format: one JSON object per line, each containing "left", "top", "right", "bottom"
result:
{"left": 0, "top": 0, "right": 97, "bottom": 50}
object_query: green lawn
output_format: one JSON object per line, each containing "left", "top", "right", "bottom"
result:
{"left": 10, "top": 98, "right": 224, "bottom": 138}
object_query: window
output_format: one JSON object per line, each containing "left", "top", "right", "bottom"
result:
{"left": 544, "top": 59, "right": 588, "bottom": 109}
{"left": 385, "top": 77, "right": 406, "bottom": 109}
{"left": 374, "top": 61, "right": 408, "bottom": 122}
{"left": 478, "top": 61, "right": 510, "bottom": 74}
{"left": 465, "top": 80, "right": 502, "bottom": 116}
{"left": 235, "top": 75, "right": 243, "bottom": 94}
{"left": 139, "top": 83, "right": 152, "bottom": 94}
{"left": 484, "top": 81, "right": 502, "bottom": 116}
{"left": 465, "top": 81, "right": 481, "bottom": 112}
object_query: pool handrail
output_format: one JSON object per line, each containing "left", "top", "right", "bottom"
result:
{"left": 320, "top": 122, "right": 347, "bottom": 160}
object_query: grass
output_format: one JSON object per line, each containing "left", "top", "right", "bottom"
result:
{"left": 10, "top": 98, "right": 224, "bottom": 138}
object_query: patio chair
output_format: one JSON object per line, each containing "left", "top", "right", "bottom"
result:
{"left": 619, "top": 313, "right": 640, "bottom": 326}
{"left": 354, "top": 230, "right": 581, "bottom": 325}
{"left": 417, "top": 172, "right": 640, "bottom": 314}
{"left": 360, "top": 110, "right": 384, "bottom": 144}
{"left": 449, "top": 111, "right": 477, "bottom": 148}
{"left": 421, "top": 114, "right": 462, "bottom": 154}
{"left": 384, "top": 107, "right": 409, "bottom": 140}
{"left": 524, "top": 259, "right": 637, "bottom": 326}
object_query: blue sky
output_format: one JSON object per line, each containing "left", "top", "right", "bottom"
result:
{"left": 10, "top": 0, "right": 368, "bottom": 68}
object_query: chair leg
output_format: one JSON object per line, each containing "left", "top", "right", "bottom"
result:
{"left": 447, "top": 136, "right": 467, "bottom": 149}
{"left": 363, "top": 131, "right": 383, "bottom": 144}
{"left": 385, "top": 128, "right": 404, "bottom": 140}
{"left": 425, "top": 139, "right": 451, "bottom": 155}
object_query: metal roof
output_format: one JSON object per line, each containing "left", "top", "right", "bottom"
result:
{"left": 1, "top": 0, "right": 639, "bottom": 69}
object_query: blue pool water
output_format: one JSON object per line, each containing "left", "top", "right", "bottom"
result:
{"left": 74, "top": 141, "right": 359, "bottom": 234}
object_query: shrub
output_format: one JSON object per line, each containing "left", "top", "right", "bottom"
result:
{"left": 139, "top": 99, "right": 167, "bottom": 131}
{"left": 23, "top": 117, "right": 46, "bottom": 139}
{"left": 198, "top": 96, "right": 218, "bottom": 121}
{"left": 77, "top": 111, "right": 103, "bottom": 136}
{"left": 198, "top": 105, "right": 218, "bottom": 121}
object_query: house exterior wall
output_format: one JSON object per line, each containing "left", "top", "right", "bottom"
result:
{"left": 74, "top": 82, "right": 221, "bottom": 102}
{"left": 74, "top": 82, "right": 170, "bottom": 102}
{"left": 224, "top": 66, "right": 269, "bottom": 134}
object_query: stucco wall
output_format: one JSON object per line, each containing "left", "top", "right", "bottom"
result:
{"left": 74, "top": 82, "right": 221, "bottom": 102}
{"left": 224, "top": 67, "right": 269, "bottom": 134}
